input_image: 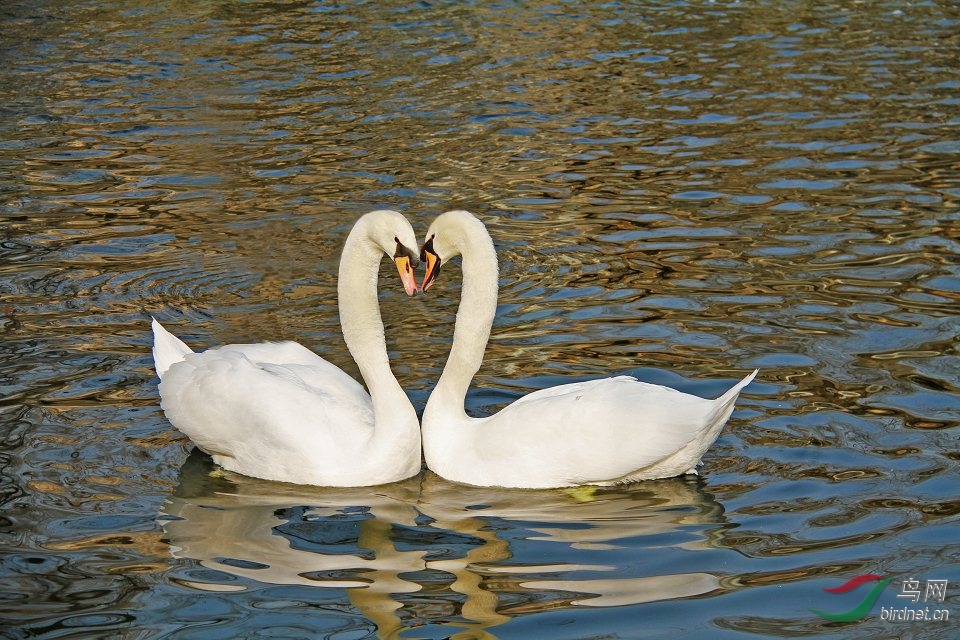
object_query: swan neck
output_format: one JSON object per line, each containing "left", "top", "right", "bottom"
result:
{"left": 434, "top": 228, "right": 499, "bottom": 413}
{"left": 337, "top": 231, "right": 406, "bottom": 409}
{"left": 335, "top": 224, "right": 420, "bottom": 479}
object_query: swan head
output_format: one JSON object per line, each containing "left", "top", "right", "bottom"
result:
{"left": 420, "top": 210, "right": 492, "bottom": 291}
{"left": 359, "top": 209, "right": 421, "bottom": 296}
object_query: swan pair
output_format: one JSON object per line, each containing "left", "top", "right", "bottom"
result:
{"left": 153, "top": 209, "right": 756, "bottom": 489}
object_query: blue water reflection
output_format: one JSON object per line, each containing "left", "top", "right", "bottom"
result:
{"left": 160, "top": 451, "right": 727, "bottom": 638}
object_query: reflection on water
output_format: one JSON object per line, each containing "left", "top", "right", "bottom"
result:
{"left": 2, "top": 0, "right": 959, "bottom": 638}
{"left": 161, "top": 451, "right": 723, "bottom": 638}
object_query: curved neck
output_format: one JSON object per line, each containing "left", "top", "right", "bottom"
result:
{"left": 430, "top": 227, "right": 499, "bottom": 417}
{"left": 337, "top": 228, "right": 410, "bottom": 419}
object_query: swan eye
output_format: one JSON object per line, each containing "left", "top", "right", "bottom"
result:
{"left": 420, "top": 236, "right": 436, "bottom": 262}
{"left": 393, "top": 239, "right": 419, "bottom": 264}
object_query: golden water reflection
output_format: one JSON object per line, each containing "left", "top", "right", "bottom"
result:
{"left": 160, "top": 452, "right": 726, "bottom": 638}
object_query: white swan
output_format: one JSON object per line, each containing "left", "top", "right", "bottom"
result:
{"left": 152, "top": 210, "right": 423, "bottom": 487}
{"left": 419, "top": 210, "right": 758, "bottom": 489}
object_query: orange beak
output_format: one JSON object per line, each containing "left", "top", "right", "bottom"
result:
{"left": 420, "top": 242, "right": 441, "bottom": 292}
{"left": 394, "top": 255, "right": 419, "bottom": 296}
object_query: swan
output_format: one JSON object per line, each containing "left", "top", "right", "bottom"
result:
{"left": 151, "top": 209, "right": 423, "bottom": 487}
{"left": 418, "top": 209, "right": 758, "bottom": 489}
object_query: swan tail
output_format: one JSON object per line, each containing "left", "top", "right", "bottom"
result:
{"left": 709, "top": 369, "right": 758, "bottom": 422}
{"left": 673, "top": 369, "right": 758, "bottom": 476}
{"left": 152, "top": 318, "right": 194, "bottom": 379}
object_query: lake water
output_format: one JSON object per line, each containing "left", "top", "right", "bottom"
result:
{"left": 1, "top": 1, "right": 958, "bottom": 638}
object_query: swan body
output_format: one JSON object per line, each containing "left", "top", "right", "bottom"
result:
{"left": 152, "top": 210, "right": 423, "bottom": 487}
{"left": 419, "top": 210, "right": 757, "bottom": 489}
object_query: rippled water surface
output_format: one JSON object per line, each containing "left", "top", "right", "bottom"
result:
{"left": 2, "top": 1, "right": 958, "bottom": 638}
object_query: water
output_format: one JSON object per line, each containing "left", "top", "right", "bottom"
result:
{"left": 1, "top": 0, "right": 958, "bottom": 637}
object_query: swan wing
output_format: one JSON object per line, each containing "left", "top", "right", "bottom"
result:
{"left": 159, "top": 344, "right": 374, "bottom": 483}
{"left": 469, "top": 374, "right": 750, "bottom": 487}
{"left": 215, "top": 341, "right": 370, "bottom": 404}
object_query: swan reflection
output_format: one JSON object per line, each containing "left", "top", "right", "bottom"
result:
{"left": 160, "top": 451, "right": 728, "bottom": 638}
